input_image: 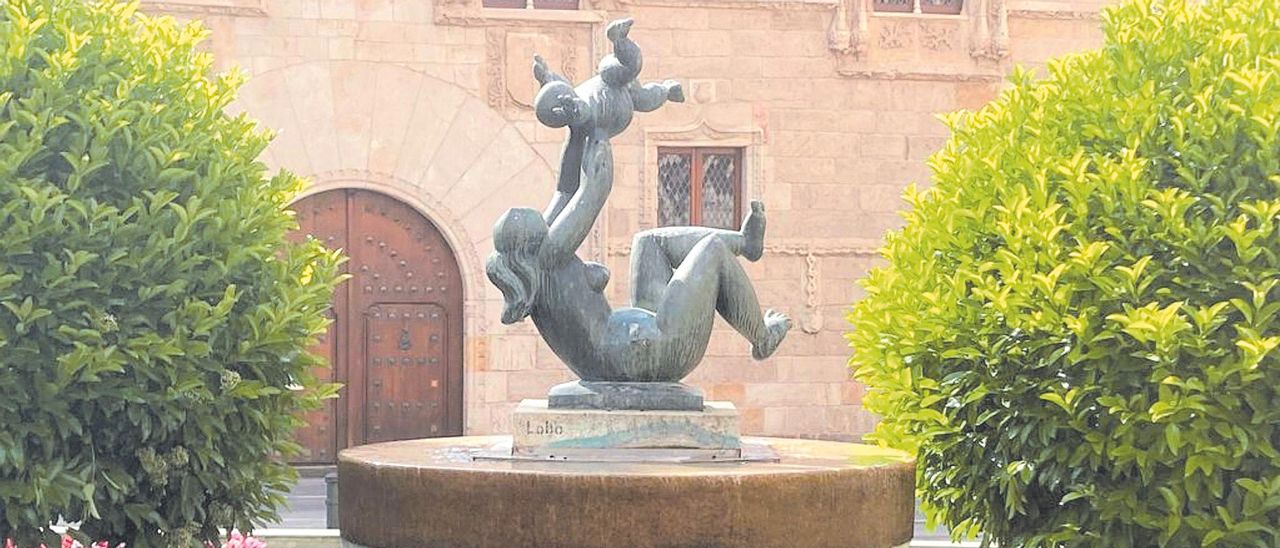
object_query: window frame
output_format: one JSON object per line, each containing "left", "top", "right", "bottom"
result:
{"left": 871, "top": 0, "right": 963, "bottom": 15}
{"left": 657, "top": 146, "right": 745, "bottom": 229}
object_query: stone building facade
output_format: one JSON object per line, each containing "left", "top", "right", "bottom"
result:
{"left": 145, "top": 0, "right": 1114, "bottom": 462}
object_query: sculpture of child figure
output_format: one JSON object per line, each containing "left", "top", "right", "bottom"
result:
{"left": 533, "top": 18, "right": 683, "bottom": 137}
{"left": 488, "top": 16, "right": 790, "bottom": 402}
{"left": 533, "top": 18, "right": 684, "bottom": 222}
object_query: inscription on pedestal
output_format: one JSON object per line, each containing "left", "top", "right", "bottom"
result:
{"left": 512, "top": 399, "right": 741, "bottom": 457}
{"left": 526, "top": 421, "right": 566, "bottom": 436}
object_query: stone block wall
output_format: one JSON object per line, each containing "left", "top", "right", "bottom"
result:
{"left": 147, "top": 0, "right": 1110, "bottom": 442}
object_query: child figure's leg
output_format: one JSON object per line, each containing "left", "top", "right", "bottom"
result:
{"left": 599, "top": 17, "right": 683, "bottom": 109}
{"left": 600, "top": 18, "right": 641, "bottom": 87}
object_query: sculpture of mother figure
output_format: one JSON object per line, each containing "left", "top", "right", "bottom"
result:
{"left": 485, "top": 128, "right": 791, "bottom": 386}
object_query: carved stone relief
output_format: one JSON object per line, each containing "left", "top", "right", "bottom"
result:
{"left": 505, "top": 32, "right": 557, "bottom": 108}
{"left": 918, "top": 22, "right": 956, "bottom": 51}
{"left": 487, "top": 29, "right": 584, "bottom": 111}
{"left": 967, "top": 0, "right": 1010, "bottom": 61}
{"left": 558, "top": 29, "right": 579, "bottom": 82}
{"left": 878, "top": 23, "right": 912, "bottom": 49}
{"left": 485, "top": 29, "right": 506, "bottom": 109}
{"left": 828, "top": 0, "right": 1010, "bottom": 78}
{"left": 800, "top": 252, "right": 822, "bottom": 334}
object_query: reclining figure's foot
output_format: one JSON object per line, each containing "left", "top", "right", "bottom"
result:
{"left": 752, "top": 310, "right": 791, "bottom": 360}
{"left": 741, "top": 200, "right": 766, "bottom": 262}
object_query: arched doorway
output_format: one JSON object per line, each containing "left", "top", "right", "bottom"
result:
{"left": 288, "top": 189, "right": 465, "bottom": 463}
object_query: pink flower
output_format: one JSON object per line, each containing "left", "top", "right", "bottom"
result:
{"left": 6, "top": 536, "right": 260, "bottom": 548}
{"left": 220, "top": 532, "right": 266, "bottom": 548}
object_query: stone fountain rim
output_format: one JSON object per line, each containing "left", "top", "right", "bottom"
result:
{"left": 337, "top": 434, "right": 915, "bottom": 478}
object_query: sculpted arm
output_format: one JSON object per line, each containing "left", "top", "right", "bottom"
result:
{"left": 533, "top": 54, "right": 570, "bottom": 86}
{"left": 542, "top": 129, "right": 612, "bottom": 261}
{"left": 543, "top": 128, "right": 586, "bottom": 224}
{"left": 630, "top": 80, "right": 684, "bottom": 113}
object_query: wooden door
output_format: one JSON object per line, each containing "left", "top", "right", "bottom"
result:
{"left": 289, "top": 191, "right": 346, "bottom": 463}
{"left": 288, "top": 189, "right": 465, "bottom": 463}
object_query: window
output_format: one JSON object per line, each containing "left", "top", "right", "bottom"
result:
{"left": 482, "top": 0, "right": 578, "bottom": 9}
{"left": 657, "top": 147, "right": 743, "bottom": 230}
{"left": 872, "top": 0, "right": 963, "bottom": 15}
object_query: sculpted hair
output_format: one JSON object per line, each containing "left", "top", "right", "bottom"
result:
{"left": 486, "top": 208, "right": 547, "bottom": 324}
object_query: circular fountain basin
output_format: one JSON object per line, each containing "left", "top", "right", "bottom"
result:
{"left": 338, "top": 436, "right": 914, "bottom": 548}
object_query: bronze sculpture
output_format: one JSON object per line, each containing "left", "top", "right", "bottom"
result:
{"left": 486, "top": 18, "right": 790, "bottom": 410}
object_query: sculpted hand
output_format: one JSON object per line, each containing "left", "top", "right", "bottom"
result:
{"left": 664, "top": 80, "right": 685, "bottom": 103}
{"left": 606, "top": 18, "right": 634, "bottom": 42}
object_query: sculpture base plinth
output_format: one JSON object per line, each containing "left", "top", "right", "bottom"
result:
{"left": 513, "top": 399, "right": 740, "bottom": 459}
{"left": 548, "top": 380, "right": 704, "bottom": 411}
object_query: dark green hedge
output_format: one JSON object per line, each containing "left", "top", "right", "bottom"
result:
{"left": 0, "top": 1, "right": 342, "bottom": 546}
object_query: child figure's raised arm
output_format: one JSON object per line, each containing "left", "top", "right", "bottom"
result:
{"left": 542, "top": 128, "right": 613, "bottom": 261}
{"left": 599, "top": 18, "right": 641, "bottom": 87}
{"left": 533, "top": 54, "right": 570, "bottom": 87}
{"left": 543, "top": 128, "right": 585, "bottom": 224}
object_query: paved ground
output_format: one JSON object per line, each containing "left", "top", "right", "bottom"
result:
{"left": 272, "top": 475, "right": 331, "bottom": 530}
{"left": 272, "top": 469, "right": 956, "bottom": 541}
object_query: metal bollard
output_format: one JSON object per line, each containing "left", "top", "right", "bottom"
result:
{"left": 325, "top": 471, "right": 340, "bottom": 529}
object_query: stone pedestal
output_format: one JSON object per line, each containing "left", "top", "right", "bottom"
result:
{"left": 513, "top": 399, "right": 740, "bottom": 460}
{"left": 338, "top": 436, "right": 917, "bottom": 548}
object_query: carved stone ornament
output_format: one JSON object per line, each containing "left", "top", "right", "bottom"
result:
{"left": 485, "top": 29, "right": 506, "bottom": 109}
{"left": 503, "top": 32, "right": 580, "bottom": 109}
{"left": 878, "top": 22, "right": 912, "bottom": 49}
{"left": 827, "top": 0, "right": 1011, "bottom": 73}
{"left": 918, "top": 22, "right": 956, "bottom": 51}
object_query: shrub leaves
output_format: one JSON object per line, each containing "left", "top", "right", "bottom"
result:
{"left": 847, "top": 0, "right": 1280, "bottom": 545}
{"left": 0, "top": 1, "right": 342, "bottom": 546}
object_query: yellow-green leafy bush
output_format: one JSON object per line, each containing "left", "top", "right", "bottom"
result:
{"left": 847, "top": 0, "right": 1279, "bottom": 545}
{"left": 0, "top": 1, "right": 342, "bottom": 546}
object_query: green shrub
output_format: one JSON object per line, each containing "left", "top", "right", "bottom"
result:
{"left": 0, "top": 1, "right": 342, "bottom": 546}
{"left": 846, "top": 0, "right": 1280, "bottom": 545}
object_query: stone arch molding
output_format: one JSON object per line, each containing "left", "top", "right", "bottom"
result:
{"left": 229, "top": 60, "right": 560, "bottom": 335}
